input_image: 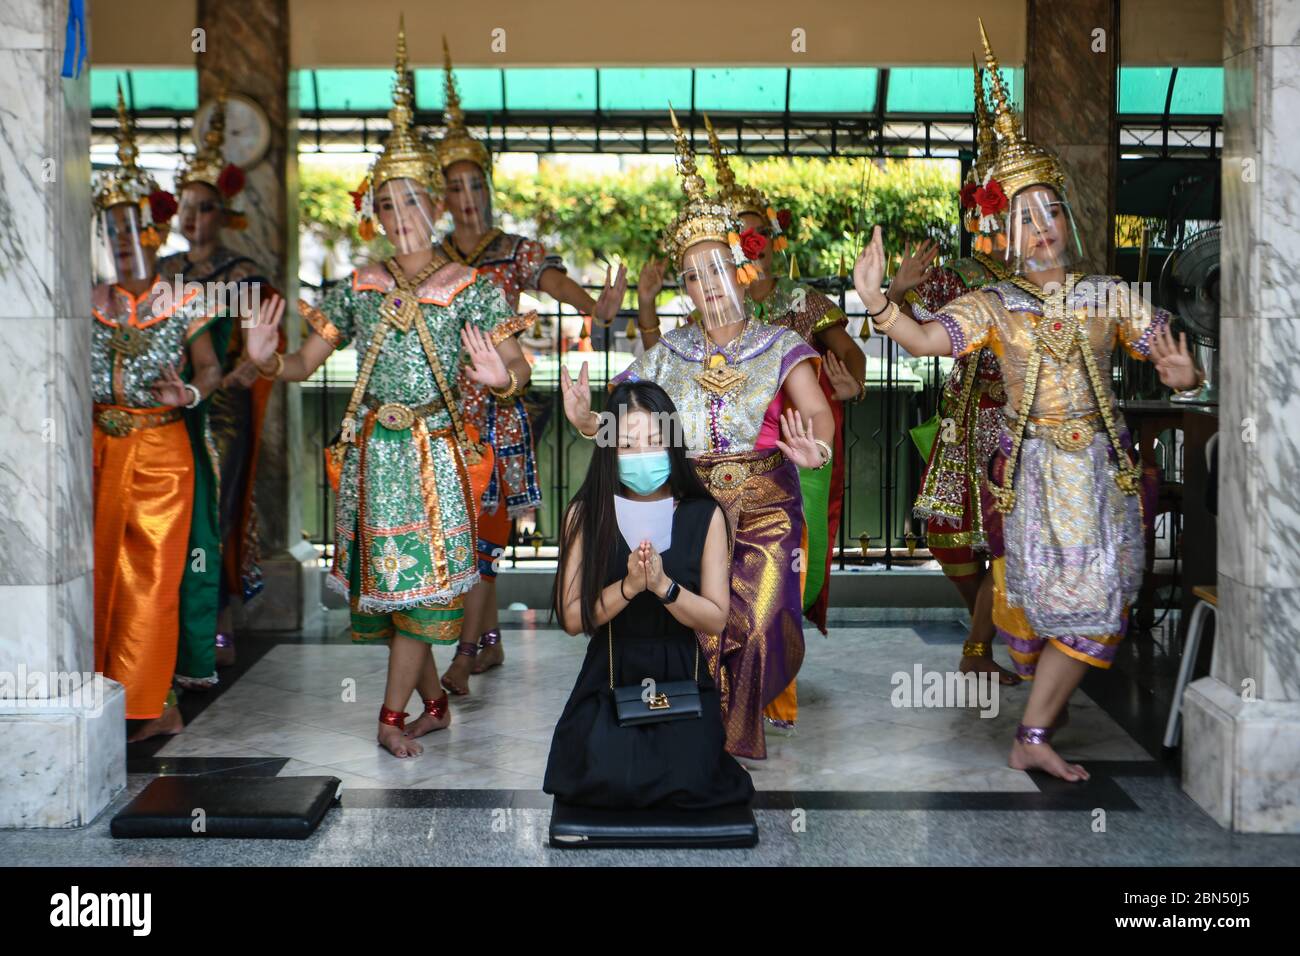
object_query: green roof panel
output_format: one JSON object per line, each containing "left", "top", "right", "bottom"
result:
{"left": 599, "top": 68, "right": 693, "bottom": 111}
{"left": 92, "top": 69, "right": 197, "bottom": 112}
{"left": 1170, "top": 67, "right": 1223, "bottom": 114}
{"left": 788, "top": 67, "right": 877, "bottom": 113}
{"left": 503, "top": 68, "right": 596, "bottom": 111}
{"left": 414, "top": 68, "right": 505, "bottom": 112}
{"left": 886, "top": 67, "right": 1018, "bottom": 113}
{"left": 694, "top": 68, "right": 787, "bottom": 112}
{"left": 1118, "top": 66, "right": 1173, "bottom": 114}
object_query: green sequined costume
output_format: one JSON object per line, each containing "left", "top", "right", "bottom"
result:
{"left": 308, "top": 261, "right": 512, "bottom": 644}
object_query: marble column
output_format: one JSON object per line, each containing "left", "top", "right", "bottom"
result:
{"left": 0, "top": 0, "right": 126, "bottom": 828}
{"left": 1180, "top": 0, "right": 1300, "bottom": 833}
{"left": 195, "top": 0, "right": 312, "bottom": 631}
{"left": 1023, "top": 0, "right": 1119, "bottom": 273}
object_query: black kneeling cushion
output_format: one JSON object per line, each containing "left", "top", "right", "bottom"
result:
{"left": 111, "top": 776, "right": 341, "bottom": 840}
{"left": 548, "top": 799, "right": 758, "bottom": 849}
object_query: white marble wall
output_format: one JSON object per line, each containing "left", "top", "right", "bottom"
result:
{"left": 0, "top": 0, "right": 126, "bottom": 828}
{"left": 1181, "top": 0, "right": 1300, "bottom": 833}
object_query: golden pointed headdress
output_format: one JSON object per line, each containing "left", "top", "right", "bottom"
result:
{"left": 971, "top": 56, "right": 998, "bottom": 183}
{"left": 660, "top": 107, "right": 744, "bottom": 267}
{"left": 94, "top": 82, "right": 162, "bottom": 211}
{"left": 368, "top": 17, "right": 443, "bottom": 196}
{"left": 702, "top": 114, "right": 769, "bottom": 220}
{"left": 978, "top": 19, "right": 1067, "bottom": 198}
{"left": 435, "top": 37, "right": 491, "bottom": 173}
{"left": 172, "top": 90, "right": 244, "bottom": 201}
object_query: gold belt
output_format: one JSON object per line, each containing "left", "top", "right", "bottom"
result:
{"left": 93, "top": 405, "right": 184, "bottom": 437}
{"left": 362, "top": 396, "right": 445, "bottom": 431}
{"left": 1025, "top": 415, "right": 1104, "bottom": 451}
{"left": 694, "top": 450, "right": 785, "bottom": 493}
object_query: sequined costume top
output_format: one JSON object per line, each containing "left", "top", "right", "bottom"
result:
{"left": 443, "top": 231, "right": 565, "bottom": 312}
{"left": 308, "top": 262, "right": 514, "bottom": 611}
{"left": 933, "top": 275, "right": 1169, "bottom": 424}
{"left": 614, "top": 321, "right": 818, "bottom": 455}
{"left": 445, "top": 231, "right": 558, "bottom": 517}
{"left": 748, "top": 278, "right": 847, "bottom": 343}
{"left": 91, "top": 280, "right": 218, "bottom": 407}
{"left": 909, "top": 255, "right": 1008, "bottom": 532}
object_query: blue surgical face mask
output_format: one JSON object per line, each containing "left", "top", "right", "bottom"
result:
{"left": 617, "top": 450, "right": 671, "bottom": 495}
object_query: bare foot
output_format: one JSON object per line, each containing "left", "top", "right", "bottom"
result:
{"left": 441, "top": 653, "right": 474, "bottom": 696}
{"left": 405, "top": 700, "right": 452, "bottom": 739}
{"left": 377, "top": 722, "right": 422, "bottom": 758}
{"left": 960, "top": 653, "right": 1021, "bottom": 686}
{"left": 1008, "top": 739, "right": 1089, "bottom": 782}
{"left": 471, "top": 639, "right": 504, "bottom": 675}
{"left": 127, "top": 705, "right": 184, "bottom": 743}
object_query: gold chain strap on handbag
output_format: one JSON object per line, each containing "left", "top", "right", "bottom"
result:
{"left": 608, "top": 620, "right": 699, "bottom": 690}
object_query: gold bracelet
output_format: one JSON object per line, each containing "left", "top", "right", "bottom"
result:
{"left": 575, "top": 412, "right": 599, "bottom": 440}
{"left": 258, "top": 352, "right": 284, "bottom": 381}
{"left": 489, "top": 369, "right": 519, "bottom": 400}
{"left": 872, "top": 300, "right": 901, "bottom": 333}
{"left": 813, "top": 438, "right": 833, "bottom": 470}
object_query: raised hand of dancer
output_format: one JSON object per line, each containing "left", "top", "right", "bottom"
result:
{"left": 149, "top": 362, "right": 192, "bottom": 408}
{"left": 888, "top": 238, "right": 940, "bottom": 301}
{"left": 1150, "top": 324, "right": 1200, "bottom": 391}
{"left": 593, "top": 263, "right": 629, "bottom": 325}
{"left": 637, "top": 255, "right": 666, "bottom": 307}
{"left": 853, "top": 225, "right": 889, "bottom": 313}
{"left": 775, "top": 408, "right": 824, "bottom": 470}
{"left": 244, "top": 293, "right": 286, "bottom": 367}
{"left": 823, "top": 351, "right": 863, "bottom": 402}
{"left": 460, "top": 325, "right": 509, "bottom": 389}
{"left": 558, "top": 361, "right": 598, "bottom": 436}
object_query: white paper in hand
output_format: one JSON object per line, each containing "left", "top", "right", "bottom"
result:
{"left": 614, "top": 495, "right": 674, "bottom": 555}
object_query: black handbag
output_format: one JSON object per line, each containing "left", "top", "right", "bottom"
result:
{"left": 608, "top": 622, "right": 703, "bottom": 726}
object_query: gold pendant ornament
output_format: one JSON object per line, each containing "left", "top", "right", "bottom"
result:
{"left": 380, "top": 289, "right": 421, "bottom": 332}
{"left": 375, "top": 402, "right": 415, "bottom": 431}
{"left": 108, "top": 325, "right": 148, "bottom": 357}
{"left": 695, "top": 352, "right": 747, "bottom": 395}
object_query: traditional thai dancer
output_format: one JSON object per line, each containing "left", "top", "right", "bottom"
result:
{"left": 885, "top": 61, "right": 1019, "bottom": 686}
{"left": 244, "top": 22, "right": 530, "bottom": 758}
{"left": 559, "top": 108, "right": 833, "bottom": 760}
{"left": 853, "top": 24, "right": 1200, "bottom": 781}
{"left": 92, "top": 87, "right": 227, "bottom": 740}
{"left": 435, "top": 39, "right": 627, "bottom": 697}
{"left": 160, "top": 92, "right": 280, "bottom": 687}
{"left": 636, "top": 116, "right": 865, "bottom": 729}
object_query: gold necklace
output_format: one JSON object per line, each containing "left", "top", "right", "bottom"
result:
{"left": 442, "top": 228, "right": 502, "bottom": 266}
{"left": 695, "top": 322, "right": 749, "bottom": 396}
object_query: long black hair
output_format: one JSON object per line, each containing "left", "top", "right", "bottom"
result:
{"left": 552, "top": 380, "right": 713, "bottom": 636}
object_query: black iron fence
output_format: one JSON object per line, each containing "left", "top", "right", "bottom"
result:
{"left": 299, "top": 277, "right": 956, "bottom": 570}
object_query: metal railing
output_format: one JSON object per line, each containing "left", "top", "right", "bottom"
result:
{"left": 299, "top": 277, "right": 951, "bottom": 571}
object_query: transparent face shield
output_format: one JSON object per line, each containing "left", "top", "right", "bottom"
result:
{"left": 679, "top": 243, "right": 747, "bottom": 331}
{"left": 178, "top": 183, "right": 225, "bottom": 248}
{"left": 1003, "top": 186, "right": 1083, "bottom": 274}
{"left": 374, "top": 177, "right": 440, "bottom": 255}
{"left": 97, "top": 202, "right": 151, "bottom": 283}
{"left": 444, "top": 162, "right": 493, "bottom": 234}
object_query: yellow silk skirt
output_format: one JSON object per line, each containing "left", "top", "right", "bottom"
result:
{"left": 93, "top": 412, "right": 195, "bottom": 719}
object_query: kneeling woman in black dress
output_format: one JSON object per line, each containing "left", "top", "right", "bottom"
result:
{"left": 544, "top": 381, "right": 754, "bottom": 809}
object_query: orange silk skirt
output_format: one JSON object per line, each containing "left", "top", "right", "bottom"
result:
{"left": 93, "top": 412, "right": 195, "bottom": 719}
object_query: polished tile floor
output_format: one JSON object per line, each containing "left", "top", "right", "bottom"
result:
{"left": 5, "top": 610, "right": 1299, "bottom": 865}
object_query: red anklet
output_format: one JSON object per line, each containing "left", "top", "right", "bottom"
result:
{"left": 422, "top": 694, "right": 449, "bottom": 721}
{"left": 379, "top": 705, "right": 408, "bottom": 730}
